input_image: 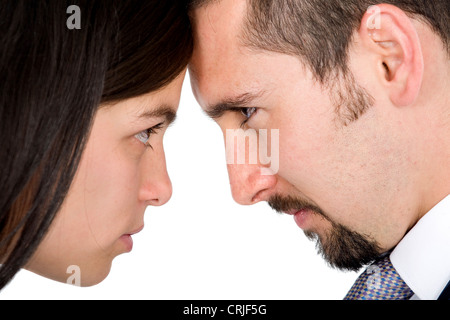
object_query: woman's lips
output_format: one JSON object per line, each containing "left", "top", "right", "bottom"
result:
{"left": 128, "top": 225, "right": 144, "bottom": 235}
{"left": 120, "top": 225, "right": 144, "bottom": 252}
{"left": 119, "top": 234, "right": 134, "bottom": 252}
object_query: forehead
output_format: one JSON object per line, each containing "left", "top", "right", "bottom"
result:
{"left": 191, "top": 0, "right": 247, "bottom": 60}
{"left": 103, "top": 71, "right": 185, "bottom": 121}
{"left": 190, "top": 0, "right": 308, "bottom": 111}
{"left": 190, "top": 0, "right": 251, "bottom": 104}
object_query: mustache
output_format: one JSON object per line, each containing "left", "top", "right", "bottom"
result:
{"left": 267, "top": 194, "right": 327, "bottom": 219}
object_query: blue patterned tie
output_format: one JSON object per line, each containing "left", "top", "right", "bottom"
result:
{"left": 344, "top": 255, "right": 414, "bottom": 300}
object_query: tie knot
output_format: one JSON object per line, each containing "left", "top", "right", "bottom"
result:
{"left": 344, "top": 255, "right": 414, "bottom": 300}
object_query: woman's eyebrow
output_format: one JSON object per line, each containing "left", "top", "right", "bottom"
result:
{"left": 137, "top": 104, "right": 177, "bottom": 126}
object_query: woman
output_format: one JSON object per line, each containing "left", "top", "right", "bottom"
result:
{"left": 0, "top": 0, "right": 193, "bottom": 288}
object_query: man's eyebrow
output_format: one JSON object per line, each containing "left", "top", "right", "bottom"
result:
{"left": 137, "top": 105, "right": 177, "bottom": 126}
{"left": 205, "top": 91, "right": 263, "bottom": 119}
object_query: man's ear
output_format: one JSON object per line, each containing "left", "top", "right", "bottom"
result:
{"left": 359, "top": 4, "right": 424, "bottom": 107}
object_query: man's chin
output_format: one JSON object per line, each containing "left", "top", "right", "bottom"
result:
{"left": 267, "top": 193, "right": 383, "bottom": 271}
{"left": 304, "top": 224, "right": 383, "bottom": 272}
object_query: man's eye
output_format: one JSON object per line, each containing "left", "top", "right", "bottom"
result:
{"left": 134, "top": 122, "right": 164, "bottom": 148}
{"left": 240, "top": 107, "right": 257, "bottom": 119}
{"left": 239, "top": 107, "right": 257, "bottom": 128}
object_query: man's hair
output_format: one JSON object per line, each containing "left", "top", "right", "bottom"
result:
{"left": 191, "top": 0, "right": 449, "bottom": 82}
{"left": 190, "top": 0, "right": 449, "bottom": 124}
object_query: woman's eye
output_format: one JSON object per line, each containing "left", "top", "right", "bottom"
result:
{"left": 134, "top": 123, "right": 164, "bottom": 148}
{"left": 135, "top": 130, "right": 151, "bottom": 145}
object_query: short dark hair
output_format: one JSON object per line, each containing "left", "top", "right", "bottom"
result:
{"left": 189, "top": 0, "right": 449, "bottom": 124}
{"left": 191, "top": 0, "right": 449, "bottom": 82}
{"left": 0, "top": 0, "right": 193, "bottom": 289}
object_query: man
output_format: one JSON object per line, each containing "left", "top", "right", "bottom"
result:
{"left": 188, "top": 0, "right": 450, "bottom": 300}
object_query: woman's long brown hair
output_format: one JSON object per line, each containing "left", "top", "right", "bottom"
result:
{"left": 0, "top": 0, "right": 193, "bottom": 289}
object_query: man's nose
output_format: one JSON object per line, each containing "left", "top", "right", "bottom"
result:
{"left": 139, "top": 147, "right": 173, "bottom": 207}
{"left": 227, "top": 162, "right": 277, "bottom": 205}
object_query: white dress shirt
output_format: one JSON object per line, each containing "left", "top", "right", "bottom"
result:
{"left": 390, "top": 195, "right": 450, "bottom": 300}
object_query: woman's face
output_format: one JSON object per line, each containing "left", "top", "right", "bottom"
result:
{"left": 26, "top": 72, "right": 186, "bottom": 286}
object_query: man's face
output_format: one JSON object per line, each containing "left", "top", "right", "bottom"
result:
{"left": 190, "top": 0, "right": 419, "bottom": 270}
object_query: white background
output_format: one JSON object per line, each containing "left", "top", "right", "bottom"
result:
{"left": 0, "top": 74, "right": 359, "bottom": 300}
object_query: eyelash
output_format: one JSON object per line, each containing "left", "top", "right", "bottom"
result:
{"left": 239, "top": 107, "right": 257, "bottom": 128}
{"left": 135, "top": 122, "right": 164, "bottom": 149}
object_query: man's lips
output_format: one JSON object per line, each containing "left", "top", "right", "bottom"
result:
{"left": 284, "top": 209, "right": 314, "bottom": 230}
{"left": 285, "top": 209, "right": 299, "bottom": 216}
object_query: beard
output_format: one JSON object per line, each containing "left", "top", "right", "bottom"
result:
{"left": 268, "top": 194, "right": 382, "bottom": 272}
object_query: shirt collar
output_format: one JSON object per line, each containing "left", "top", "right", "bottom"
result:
{"left": 390, "top": 195, "right": 450, "bottom": 300}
